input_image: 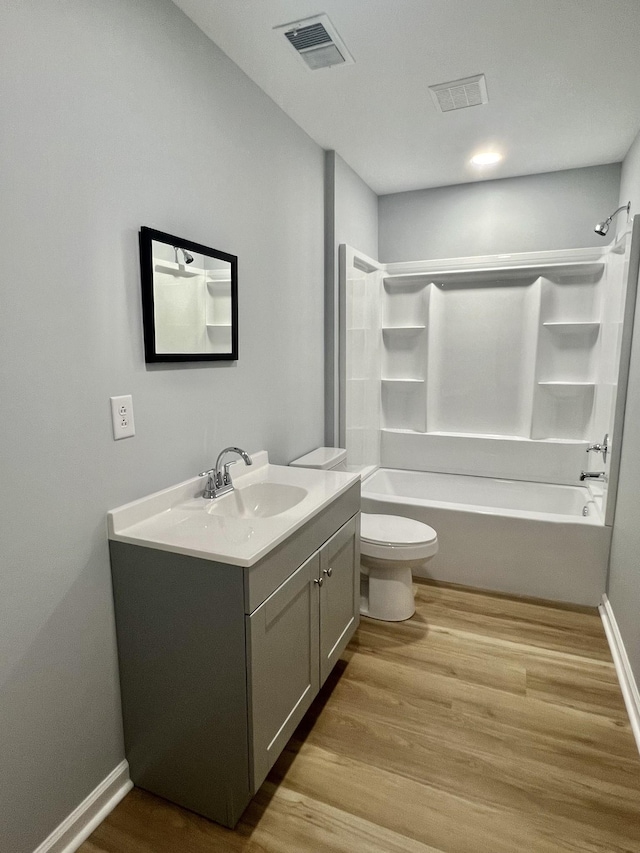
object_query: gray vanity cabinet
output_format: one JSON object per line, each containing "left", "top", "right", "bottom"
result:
{"left": 247, "top": 513, "right": 360, "bottom": 792}
{"left": 247, "top": 551, "right": 320, "bottom": 791}
{"left": 319, "top": 516, "right": 360, "bottom": 685}
{"left": 110, "top": 482, "right": 360, "bottom": 829}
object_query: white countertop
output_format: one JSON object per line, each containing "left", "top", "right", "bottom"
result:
{"left": 107, "top": 451, "right": 360, "bottom": 567}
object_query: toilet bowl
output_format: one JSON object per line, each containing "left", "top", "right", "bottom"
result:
{"left": 360, "top": 513, "right": 438, "bottom": 621}
{"left": 289, "top": 447, "right": 439, "bottom": 622}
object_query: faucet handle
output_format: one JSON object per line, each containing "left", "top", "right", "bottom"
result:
{"left": 222, "top": 460, "right": 237, "bottom": 485}
{"left": 199, "top": 469, "right": 218, "bottom": 499}
{"left": 586, "top": 433, "right": 609, "bottom": 464}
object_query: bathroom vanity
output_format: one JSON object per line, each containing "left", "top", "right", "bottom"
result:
{"left": 108, "top": 452, "right": 360, "bottom": 827}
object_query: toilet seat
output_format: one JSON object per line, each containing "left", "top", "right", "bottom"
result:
{"left": 288, "top": 449, "right": 440, "bottom": 622}
{"left": 360, "top": 512, "right": 438, "bottom": 561}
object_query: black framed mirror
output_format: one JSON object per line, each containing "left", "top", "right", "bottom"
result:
{"left": 139, "top": 227, "right": 238, "bottom": 362}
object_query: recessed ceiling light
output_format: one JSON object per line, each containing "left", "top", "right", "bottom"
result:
{"left": 470, "top": 152, "right": 502, "bottom": 166}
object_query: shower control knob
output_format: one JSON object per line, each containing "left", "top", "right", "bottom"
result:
{"left": 586, "top": 433, "right": 609, "bottom": 464}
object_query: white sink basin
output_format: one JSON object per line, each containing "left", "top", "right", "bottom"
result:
{"left": 206, "top": 482, "right": 308, "bottom": 519}
{"left": 107, "top": 450, "right": 360, "bottom": 567}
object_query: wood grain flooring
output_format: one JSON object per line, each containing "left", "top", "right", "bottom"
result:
{"left": 80, "top": 580, "right": 640, "bottom": 853}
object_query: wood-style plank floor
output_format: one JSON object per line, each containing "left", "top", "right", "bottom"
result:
{"left": 80, "top": 580, "right": 640, "bottom": 853}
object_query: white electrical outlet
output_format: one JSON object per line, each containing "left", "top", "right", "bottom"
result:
{"left": 110, "top": 395, "right": 135, "bottom": 440}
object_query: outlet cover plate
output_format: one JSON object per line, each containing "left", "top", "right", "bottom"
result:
{"left": 110, "top": 395, "right": 135, "bottom": 440}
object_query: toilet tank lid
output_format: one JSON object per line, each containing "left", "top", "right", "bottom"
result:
{"left": 289, "top": 447, "right": 347, "bottom": 469}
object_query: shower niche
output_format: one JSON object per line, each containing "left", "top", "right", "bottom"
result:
{"left": 531, "top": 274, "right": 602, "bottom": 440}
{"left": 381, "top": 278, "right": 428, "bottom": 431}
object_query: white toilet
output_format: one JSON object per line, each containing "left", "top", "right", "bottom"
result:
{"left": 289, "top": 448, "right": 438, "bottom": 622}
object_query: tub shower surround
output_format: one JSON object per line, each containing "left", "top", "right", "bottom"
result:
{"left": 341, "top": 223, "right": 639, "bottom": 604}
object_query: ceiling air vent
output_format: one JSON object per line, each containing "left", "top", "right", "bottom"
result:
{"left": 429, "top": 74, "right": 488, "bottom": 112}
{"left": 274, "top": 14, "right": 354, "bottom": 70}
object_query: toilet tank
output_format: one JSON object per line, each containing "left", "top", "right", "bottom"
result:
{"left": 289, "top": 447, "right": 348, "bottom": 471}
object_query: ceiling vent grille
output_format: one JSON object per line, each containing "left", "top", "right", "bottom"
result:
{"left": 429, "top": 74, "right": 489, "bottom": 112}
{"left": 275, "top": 14, "right": 354, "bottom": 70}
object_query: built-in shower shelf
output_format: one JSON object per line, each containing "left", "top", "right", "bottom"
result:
{"left": 543, "top": 322, "right": 600, "bottom": 334}
{"left": 538, "top": 380, "right": 595, "bottom": 385}
{"left": 384, "top": 261, "right": 604, "bottom": 288}
{"left": 383, "top": 275, "right": 429, "bottom": 287}
{"left": 434, "top": 262, "right": 604, "bottom": 283}
{"left": 537, "top": 381, "right": 595, "bottom": 397}
{"left": 382, "top": 325, "right": 426, "bottom": 332}
{"left": 155, "top": 261, "right": 202, "bottom": 278}
{"left": 381, "top": 427, "right": 428, "bottom": 435}
{"left": 381, "top": 427, "right": 588, "bottom": 443}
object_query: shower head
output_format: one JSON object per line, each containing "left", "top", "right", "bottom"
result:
{"left": 173, "top": 246, "right": 195, "bottom": 265}
{"left": 594, "top": 202, "right": 630, "bottom": 237}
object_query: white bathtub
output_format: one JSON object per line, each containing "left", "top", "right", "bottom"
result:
{"left": 361, "top": 468, "right": 611, "bottom": 606}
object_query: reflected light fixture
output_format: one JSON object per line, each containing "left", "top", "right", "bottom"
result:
{"left": 470, "top": 152, "right": 502, "bottom": 166}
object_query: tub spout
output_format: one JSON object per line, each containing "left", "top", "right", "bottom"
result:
{"left": 580, "top": 471, "right": 605, "bottom": 481}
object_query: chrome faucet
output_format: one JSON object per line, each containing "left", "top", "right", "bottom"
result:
{"left": 199, "top": 447, "right": 253, "bottom": 499}
{"left": 580, "top": 471, "right": 605, "bottom": 481}
{"left": 586, "top": 433, "right": 609, "bottom": 464}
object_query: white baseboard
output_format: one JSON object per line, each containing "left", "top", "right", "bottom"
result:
{"left": 599, "top": 594, "right": 640, "bottom": 756}
{"left": 33, "top": 760, "right": 132, "bottom": 853}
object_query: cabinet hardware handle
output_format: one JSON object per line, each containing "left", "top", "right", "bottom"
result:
{"left": 314, "top": 577, "right": 324, "bottom": 587}
{"left": 323, "top": 567, "right": 333, "bottom": 577}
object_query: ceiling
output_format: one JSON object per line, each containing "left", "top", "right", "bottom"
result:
{"left": 172, "top": 0, "right": 640, "bottom": 195}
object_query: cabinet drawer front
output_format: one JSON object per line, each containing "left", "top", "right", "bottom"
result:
{"left": 320, "top": 514, "right": 360, "bottom": 685}
{"left": 246, "top": 552, "right": 320, "bottom": 792}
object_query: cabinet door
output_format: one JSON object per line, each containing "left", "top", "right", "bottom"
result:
{"left": 319, "top": 514, "right": 360, "bottom": 685}
{"left": 246, "top": 551, "right": 320, "bottom": 793}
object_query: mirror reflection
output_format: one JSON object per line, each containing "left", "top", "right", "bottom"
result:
{"left": 139, "top": 227, "right": 238, "bottom": 362}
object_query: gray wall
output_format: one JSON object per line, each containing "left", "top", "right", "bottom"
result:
{"left": 0, "top": 3, "right": 325, "bottom": 852}
{"left": 325, "top": 151, "right": 378, "bottom": 443}
{"left": 607, "top": 127, "right": 640, "bottom": 686}
{"left": 378, "top": 164, "right": 622, "bottom": 262}
{"left": 619, "top": 129, "right": 640, "bottom": 225}
{"left": 334, "top": 154, "right": 379, "bottom": 263}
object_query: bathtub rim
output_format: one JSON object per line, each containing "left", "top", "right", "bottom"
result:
{"left": 361, "top": 466, "right": 605, "bottom": 527}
